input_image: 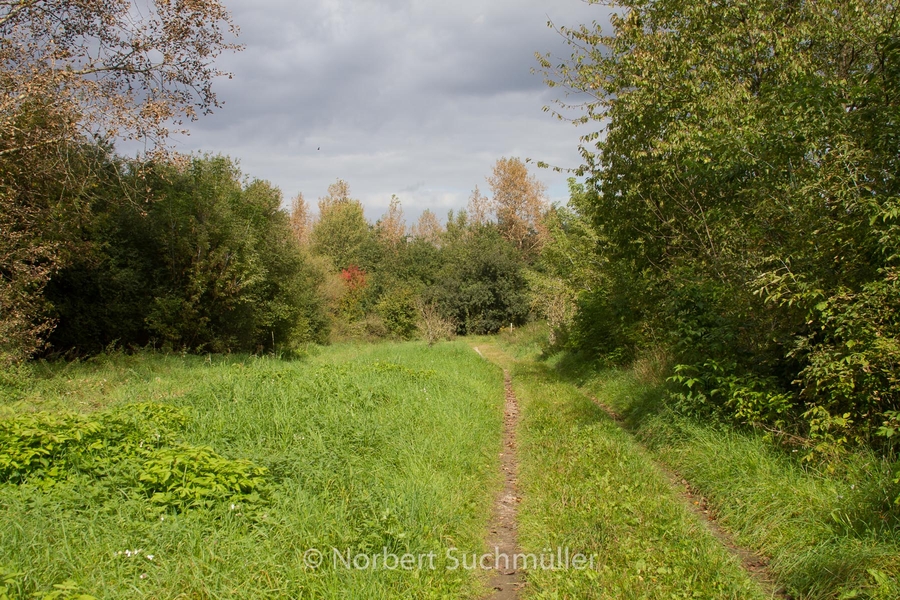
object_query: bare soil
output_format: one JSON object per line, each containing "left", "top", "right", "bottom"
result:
{"left": 484, "top": 369, "right": 524, "bottom": 599}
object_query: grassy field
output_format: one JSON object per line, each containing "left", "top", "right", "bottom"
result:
{"left": 496, "top": 324, "right": 900, "bottom": 600}
{"left": 0, "top": 342, "right": 504, "bottom": 599}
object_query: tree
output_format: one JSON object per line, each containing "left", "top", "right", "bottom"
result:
{"left": 137, "top": 157, "right": 296, "bottom": 352}
{"left": 0, "top": 0, "right": 240, "bottom": 361}
{"left": 318, "top": 179, "right": 352, "bottom": 210}
{"left": 486, "top": 157, "right": 548, "bottom": 256}
{"left": 46, "top": 155, "right": 329, "bottom": 354}
{"left": 411, "top": 210, "right": 443, "bottom": 246}
{"left": 290, "top": 193, "right": 312, "bottom": 246}
{"left": 0, "top": 139, "right": 110, "bottom": 361}
{"left": 337, "top": 264, "right": 368, "bottom": 322}
{"left": 0, "top": 0, "right": 239, "bottom": 153}
{"left": 539, "top": 0, "right": 900, "bottom": 448}
{"left": 310, "top": 180, "right": 372, "bottom": 271}
{"left": 528, "top": 180, "right": 603, "bottom": 347}
{"left": 375, "top": 287, "right": 418, "bottom": 340}
{"left": 467, "top": 185, "right": 491, "bottom": 227}
{"left": 427, "top": 226, "right": 529, "bottom": 335}
{"left": 376, "top": 195, "right": 407, "bottom": 249}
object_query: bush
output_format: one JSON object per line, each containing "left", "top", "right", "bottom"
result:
{"left": 376, "top": 288, "right": 418, "bottom": 340}
{"left": 417, "top": 301, "right": 456, "bottom": 345}
{"left": 426, "top": 226, "right": 529, "bottom": 335}
{"left": 45, "top": 155, "right": 329, "bottom": 355}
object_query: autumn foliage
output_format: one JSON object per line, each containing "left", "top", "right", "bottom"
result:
{"left": 340, "top": 265, "right": 368, "bottom": 293}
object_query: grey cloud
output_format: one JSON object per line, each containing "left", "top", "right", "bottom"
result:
{"left": 172, "top": 0, "right": 613, "bottom": 221}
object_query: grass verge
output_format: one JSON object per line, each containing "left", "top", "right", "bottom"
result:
{"left": 499, "top": 324, "right": 900, "bottom": 600}
{"left": 575, "top": 367, "right": 900, "bottom": 600}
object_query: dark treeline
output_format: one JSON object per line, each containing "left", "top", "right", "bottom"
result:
{"left": 45, "top": 152, "right": 328, "bottom": 355}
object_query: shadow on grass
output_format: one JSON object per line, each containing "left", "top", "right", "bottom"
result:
{"left": 550, "top": 350, "right": 668, "bottom": 432}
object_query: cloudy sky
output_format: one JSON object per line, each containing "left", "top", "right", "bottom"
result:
{"left": 170, "top": 0, "right": 614, "bottom": 222}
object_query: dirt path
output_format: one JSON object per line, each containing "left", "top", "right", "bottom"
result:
{"left": 483, "top": 363, "right": 524, "bottom": 599}
{"left": 475, "top": 341, "right": 789, "bottom": 599}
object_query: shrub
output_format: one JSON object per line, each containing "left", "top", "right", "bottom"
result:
{"left": 417, "top": 301, "right": 456, "bottom": 345}
{"left": 0, "top": 402, "right": 266, "bottom": 511}
{"left": 375, "top": 288, "right": 418, "bottom": 340}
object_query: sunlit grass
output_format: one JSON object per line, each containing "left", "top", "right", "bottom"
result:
{"left": 0, "top": 341, "right": 504, "bottom": 599}
{"left": 501, "top": 356, "right": 767, "bottom": 599}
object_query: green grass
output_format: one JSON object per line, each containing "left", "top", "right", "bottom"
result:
{"left": 529, "top": 337, "right": 900, "bottom": 600}
{"left": 0, "top": 342, "right": 504, "bottom": 599}
{"left": 478, "top": 343, "right": 768, "bottom": 599}
{"left": 8, "top": 331, "right": 895, "bottom": 599}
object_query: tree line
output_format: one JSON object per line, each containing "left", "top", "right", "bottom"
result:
{"left": 2, "top": 143, "right": 550, "bottom": 359}
{"left": 0, "top": 0, "right": 550, "bottom": 360}
{"left": 289, "top": 157, "right": 547, "bottom": 343}
{"left": 4, "top": 0, "right": 899, "bottom": 458}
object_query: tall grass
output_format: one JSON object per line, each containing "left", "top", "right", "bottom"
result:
{"left": 0, "top": 342, "right": 504, "bottom": 599}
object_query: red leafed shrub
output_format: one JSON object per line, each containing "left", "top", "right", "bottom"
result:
{"left": 340, "top": 265, "right": 368, "bottom": 292}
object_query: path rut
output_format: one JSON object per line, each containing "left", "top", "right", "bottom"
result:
{"left": 475, "top": 342, "right": 790, "bottom": 599}
{"left": 484, "top": 368, "right": 524, "bottom": 599}
{"left": 589, "top": 395, "right": 790, "bottom": 599}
